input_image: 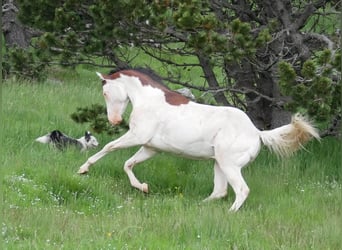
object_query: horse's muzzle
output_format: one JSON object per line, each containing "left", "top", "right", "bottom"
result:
{"left": 109, "top": 116, "right": 122, "bottom": 125}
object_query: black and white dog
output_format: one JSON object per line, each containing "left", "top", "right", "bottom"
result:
{"left": 36, "top": 130, "right": 99, "bottom": 151}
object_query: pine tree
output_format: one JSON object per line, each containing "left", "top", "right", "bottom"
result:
{"left": 7, "top": 0, "right": 341, "bottom": 135}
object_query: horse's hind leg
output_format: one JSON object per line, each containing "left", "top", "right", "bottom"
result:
{"left": 203, "top": 161, "right": 228, "bottom": 201}
{"left": 219, "top": 164, "right": 250, "bottom": 212}
{"left": 124, "top": 146, "right": 157, "bottom": 193}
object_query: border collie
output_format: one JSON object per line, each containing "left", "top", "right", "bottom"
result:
{"left": 36, "top": 130, "right": 99, "bottom": 151}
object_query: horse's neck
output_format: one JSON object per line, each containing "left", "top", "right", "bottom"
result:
{"left": 125, "top": 83, "right": 165, "bottom": 107}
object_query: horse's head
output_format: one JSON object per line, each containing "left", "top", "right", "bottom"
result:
{"left": 97, "top": 72, "right": 129, "bottom": 126}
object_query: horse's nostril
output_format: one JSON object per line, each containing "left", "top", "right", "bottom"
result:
{"left": 109, "top": 117, "right": 122, "bottom": 125}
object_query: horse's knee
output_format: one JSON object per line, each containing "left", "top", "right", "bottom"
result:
{"left": 244, "top": 186, "right": 250, "bottom": 196}
{"left": 240, "top": 187, "right": 250, "bottom": 203}
{"left": 234, "top": 183, "right": 250, "bottom": 199}
{"left": 123, "top": 161, "right": 134, "bottom": 172}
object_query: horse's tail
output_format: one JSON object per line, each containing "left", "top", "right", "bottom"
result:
{"left": 259, "top": 114, "right": 320, "bottom": 157}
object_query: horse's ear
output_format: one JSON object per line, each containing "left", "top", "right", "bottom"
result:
{"left": 96, "top": 72, "right": 105, "bottom": 80}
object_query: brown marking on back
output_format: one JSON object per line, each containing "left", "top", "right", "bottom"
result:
{"left": 104, "top": 69, "right": 190, "bottom": 106}
{"left": 164, "top": 91, "right": 190, "bottom": 105}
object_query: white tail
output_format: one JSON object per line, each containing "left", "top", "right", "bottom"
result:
{"left": 260, "top": 114, "right": 320, "bottom": 157}
{"left": 35, "top": 135, "right": 51, "bottom": 144}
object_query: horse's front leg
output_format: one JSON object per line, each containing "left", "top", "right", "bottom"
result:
{"left": 77, "top": 131, "right": 143, "bottom": 174}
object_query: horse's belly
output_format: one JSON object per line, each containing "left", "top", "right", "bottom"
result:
{"left": 146, "top": 137, "right": 215, "bottom": 159}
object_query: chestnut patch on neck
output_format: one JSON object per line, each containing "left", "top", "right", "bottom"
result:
{"left": 105, "top": 69, "right": 190, "bottom": 106}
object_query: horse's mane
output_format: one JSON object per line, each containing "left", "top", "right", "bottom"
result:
{"left": 108, "top": 67, "right": 170, "bottom": 90}
{"left": 108, "top": 67, "right": 190, "bottom": 105}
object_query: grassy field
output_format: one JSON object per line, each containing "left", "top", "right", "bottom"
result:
{"left": 1, "top": 67, "right": 341, "bottom": 249}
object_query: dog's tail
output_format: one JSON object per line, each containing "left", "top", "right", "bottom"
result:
{"left": 259, "top": 114, "right": 320, "bottom": 157}
{"left": 35, "top": 134, "right": 51, "bottom": 144}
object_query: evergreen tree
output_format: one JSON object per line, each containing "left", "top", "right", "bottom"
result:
{"left": 6, "top": 0, "right": 341, "bottom": 134}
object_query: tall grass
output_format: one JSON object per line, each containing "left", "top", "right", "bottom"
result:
{"left": 1, "top": 67, "right": 341, "bottom": 249}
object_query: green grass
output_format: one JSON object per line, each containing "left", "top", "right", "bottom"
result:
{"left": 1, "top": 67, "right": 341, "bottom": 249}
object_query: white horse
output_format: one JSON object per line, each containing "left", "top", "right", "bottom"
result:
{"left": 78, "top": 69, "right": 319, "bottom": 211}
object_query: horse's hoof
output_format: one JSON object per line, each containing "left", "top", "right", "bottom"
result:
{"left": 142, "top": 183, "right": 148, "bottom": 193}
{"left": 78, "top": 168, "right": 88, "bottom": 175}
{"left": 202, "top": 197, "right": 211, "bottom": 202}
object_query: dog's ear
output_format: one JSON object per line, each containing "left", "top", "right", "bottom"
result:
{"left": 51, "top": 130, "right": 63, "bottom": 142}
{"left": 85, "top": 131, "right": 91, "bottom": 141}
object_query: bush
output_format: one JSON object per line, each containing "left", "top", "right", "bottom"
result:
{"left": 3, "top": 47, "right": 47, "bottom": 81}
{"left": 70, "top": 104, "right": 128, "bottom": 135}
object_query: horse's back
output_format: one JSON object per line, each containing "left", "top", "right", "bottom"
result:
{"left": 185, "top": 102, "right": 259, "bottom": 133}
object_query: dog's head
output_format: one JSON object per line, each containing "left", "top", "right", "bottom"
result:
{"left": 84, "top": 131, "right": 99, "bottom": 149}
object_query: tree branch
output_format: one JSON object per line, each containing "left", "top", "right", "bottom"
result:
{"left": 48, "top": 60, "right": 115, "bottom": 68}
{"left": 141, "top": 47, "right": 200, "bottom": 67}
{"left": 303, "top": 32, "right": 335, "bottom": 51}
{"left": 292, "top": 0, "right": 326, "bottom": 30}
{"left": 164, "top": 27, "right": 188, "bottom": 42}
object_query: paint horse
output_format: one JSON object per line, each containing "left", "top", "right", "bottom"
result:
{"left": 78, "top": 69, "right": 319, "bottom": 212}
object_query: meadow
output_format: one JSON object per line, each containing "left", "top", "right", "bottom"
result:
{"left": 1, "top": 67, "right": 341, "bottom": 249}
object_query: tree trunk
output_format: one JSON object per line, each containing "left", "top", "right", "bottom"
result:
{"left": 220, "top": 0, "right": 326, "bottom": 129}
{"left": 270, "top": 81, "right": 292, "bottom": 128}
{"left": 197, "top": 53, "right": 230, "bottom": 106}
{"left": 246, "top": 71, "right": 274, "bottom": 129}
{"left": 2, "top": 0, "right": 31, "bottom": 48}
{"left": 224, "top": 57, "right": 292, "bottom": 129}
